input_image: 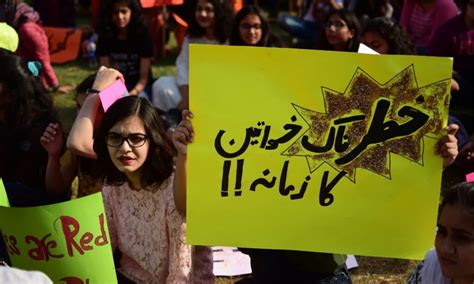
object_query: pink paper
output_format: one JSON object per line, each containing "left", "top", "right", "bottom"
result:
{"left": 466, "top": 172, "right": 474, "bottom": 182}
{"left": 99, "top": 80, "right": 128, "bottom": 112}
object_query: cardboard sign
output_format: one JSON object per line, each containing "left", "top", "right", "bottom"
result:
{"left": 0, "top": 191, "right": 117, "bottom": 283}
{"left": 187, "top": 45, "right": 452, "bottom": 260}
{"left": 99, "top": 79, "right": 129, "bottom": 112}
{"left": 44, "top": 27, "right": 82, "bottom": 64}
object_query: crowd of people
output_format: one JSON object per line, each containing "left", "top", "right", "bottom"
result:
{"left": 0, "top": 0, "right": 473, "bottom": 283}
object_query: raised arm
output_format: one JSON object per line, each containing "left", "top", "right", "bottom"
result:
{"left": 40, "top": 123, "right": 77, "bottom": 197}
{"left": 67, "top": 67, "right": 124, "bottom": 158}
{"left": 171, "top": 111, "right": 194, "bottom": 215}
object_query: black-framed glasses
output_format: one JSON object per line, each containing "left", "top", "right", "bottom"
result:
{"left": 240, "top": 23, "right": 262, "bottom": 30}
{"left": 325, "top": 21, "right": 347, "bottom": 30}
{"left": 105, "top": 132, "right": 148, "bottom": 148}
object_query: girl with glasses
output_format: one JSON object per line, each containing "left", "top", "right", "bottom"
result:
{"left": 67, "top": 67, "right": 214, "bottom": 282}
{"left": 229, "top": 5, "right": 282, "bottom": 47}
{"left": 316, "top": 9, "right": 361, "bottom": 52}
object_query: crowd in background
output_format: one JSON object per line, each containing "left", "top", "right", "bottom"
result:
{"left": 0, "top": 0, "right": 473, "bottom": 283}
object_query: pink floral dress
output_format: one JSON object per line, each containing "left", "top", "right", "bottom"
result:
{"left": 103, "top": 176, "right": 214, "bottom": 283}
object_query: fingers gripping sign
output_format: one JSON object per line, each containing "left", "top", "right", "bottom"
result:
{"left": 172, "top": 110, "right": 194, "bottom": 156}
{"left": 437, "top": 123, "right": 459, "bottom": 169}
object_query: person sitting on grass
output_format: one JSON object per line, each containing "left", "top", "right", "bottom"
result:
{"left": 67, "top": 67, "right": 214, "bottom": 282}
{"left": 96, "top": 0, "right": 153, "bottom": 97}
{"left": 229, "top": 5, "right": 282, "bottom": 47}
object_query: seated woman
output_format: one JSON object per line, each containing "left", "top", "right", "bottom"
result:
{"left": 362, "top": 17, "right": 417, "bottom": 55}
{"left": 229, "top": 5, "right": 282, "bottom": 47}
{"left": 408, "top": 182, "right": 474, "bottom": 284}
{"left": 316, "top": 9, "right": 362, "bottom": 52}
{"left": 67, "top": 67, "right": 214, "bottom": 282}
{"left": 96, "top": 0, "right": 153, "bottom": 97}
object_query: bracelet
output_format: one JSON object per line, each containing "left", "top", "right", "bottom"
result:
{"left": 86, "top": 88, "right": 101, "bottom": 95}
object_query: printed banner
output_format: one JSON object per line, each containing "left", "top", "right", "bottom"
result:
{"left": 44, "top": 27, "right": 82, "bottom": 64}
{"left": 0, "top": 192, "right": 117, "bottom": 283}
{"left": 187, "top": 45, "right": 452, "bottom": 260}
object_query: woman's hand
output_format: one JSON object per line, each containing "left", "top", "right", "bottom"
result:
{"left": 172, "top": 110, "right": 194, "bottom": 156}
{"left": 40, "top": 123, "right": 64, "bottom": 158}
{"left": 92, "top": 66, "right": 124, "bottom": 91}
{"left": 437, "top": 124, "right": 459, "bottom": 169}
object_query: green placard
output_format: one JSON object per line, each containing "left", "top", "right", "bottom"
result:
{"left": 0, "top": 190, "right": 117, "bottom": 283}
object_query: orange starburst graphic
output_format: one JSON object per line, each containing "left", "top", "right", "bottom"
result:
{"left": 282, "top": 65, "right": 450, "bottom": 182}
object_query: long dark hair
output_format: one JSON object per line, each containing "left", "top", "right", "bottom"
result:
{"left": 317, "top": 9, "right": 361, "bottom": 52}
{"left": 230, "top": 5, "right": 270, "bottom": 46}
{"left": 93, "top": 96, "right": 175, "bottom": 190}
{"left": 98, "top": 0, "right": 148, "bottom": 40}
{"left": 187, "top": 0, "right": 233, "bottom": 43}
{"left": 0, "top": 54, "right": 57, "bottom": 129}
{"left": 364, "top": 17, "right": 417, "bottom": 55}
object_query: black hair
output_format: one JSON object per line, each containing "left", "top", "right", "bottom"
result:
{"left": 363, "top": 17, "right": 417, "bottom": 55}
{"left": 76, "top": 74, "right": 97, "bottom": 97}
{"left": 187, "top": 0, "right": 233, "bottom": 43}
{"left": 98, "top": 0, "right": 149, "bottom": 40}
{"left": 0, "top": 54, "right": 57, "bottom": 129}
{"left": 230, "top": 5, "right": 270, "bottom": 46}
{"left": 0, "top": 0, "right": 16, "bottom": 24}
{"left": 93, "top": 96, "right": 175, "bottom": 190}
{"left": 441, "top": 182, "right": 474, "bottom": 217}
{"left": 316, "top": 9, "right": 362, "bottom": 52}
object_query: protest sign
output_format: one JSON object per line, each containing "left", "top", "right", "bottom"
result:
{"left": 99, "top": 79, "right": 129, "bottom": 112}
{"left": 187, "top": 45, "right": 452, "bottom": 259}
{"left": 0, "top": 192, "right": 116, "bottom": 283}
{"left": 0, "top": 179, "right": 9, "bottom": 207}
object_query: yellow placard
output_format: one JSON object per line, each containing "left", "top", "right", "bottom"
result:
{"left": 187, "top": 45, "right": 452, "bottom": 260}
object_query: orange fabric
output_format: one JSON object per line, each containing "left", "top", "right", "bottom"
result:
{"left": 229, "top": 0, "right": 243, "bottom": 12}
{"left": 140, "top": 0, "right": 184, "bottom": 8}
{"left": 43, "top": 27, "right": 82, "bottom": 64}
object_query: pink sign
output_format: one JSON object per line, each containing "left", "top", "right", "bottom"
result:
{"left": 466, "top": 172, "right": 474, "bottom": 182}
{"left": 99, "top": 80, "right": 128, "bottom": 112}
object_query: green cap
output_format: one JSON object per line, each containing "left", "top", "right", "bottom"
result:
{"left": 0, "top": 23, "right": 19, "bottom": 52}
